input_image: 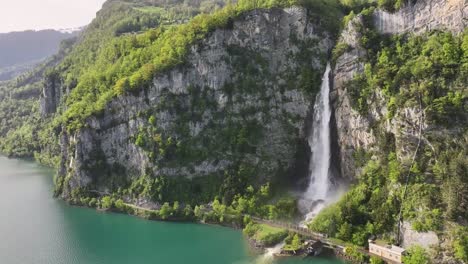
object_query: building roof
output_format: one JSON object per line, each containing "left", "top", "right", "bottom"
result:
{"left": 369, "top": 240, "right": 406, "bottom": 254}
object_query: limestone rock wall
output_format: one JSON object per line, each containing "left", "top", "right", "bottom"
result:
{"left": 374, "top": 0, "right": 467, "bottom": 35}
{"left": 332, "top": 0, "right": 467, "bottom": 180}
{"left": 39, "top": 71, "right": 62, "bottom": 116}
{"left": 58, "top": 7, "right": 333, "bottom": 196}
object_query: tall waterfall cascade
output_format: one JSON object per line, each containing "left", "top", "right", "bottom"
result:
{"left": 299, "top": 63, "right": 339, "bottom": 223}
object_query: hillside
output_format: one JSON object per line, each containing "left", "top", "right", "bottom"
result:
{"left": 0, "top": 0, "right": 466, "bottom": 263}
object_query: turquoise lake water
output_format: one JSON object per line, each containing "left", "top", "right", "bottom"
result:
{"left": 0, "top": 156, "right": 343, "bottom": 264}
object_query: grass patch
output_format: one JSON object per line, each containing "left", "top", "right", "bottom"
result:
{"left": 134, "top": 7, "right": 165, "bottom": 14}
{"left": 244, "top": 222, "right": 288, "bottom": 247}
{"left": 254, "top": 224, "right": 288, "bottom": 246}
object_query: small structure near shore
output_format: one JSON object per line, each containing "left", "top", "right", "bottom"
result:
{"left": 278, "top": 239, "right": 324, "bottom": 258}
{"left": 368, "top": 239, "right": 406, "bottom": 263}
{"left": 305, "top": 240, "right": 323, "bottom": 256}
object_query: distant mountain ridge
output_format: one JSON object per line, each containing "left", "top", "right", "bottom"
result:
{"left": 0, "top": 29, "right": 80, "bottom": 80}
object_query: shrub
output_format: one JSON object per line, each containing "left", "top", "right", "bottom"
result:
{"left": 403, "top": 246, "right": 430, "bottom": 264}
{"left": 332, "top": 42, "right": 351, "bottom": 63}
{"left": 101, "top": 196, "right": 114, "bottom": 209}
{"left": 115, "top": 199, "right": 125, "bottom": 210}
{"left": 453, "top": 228, "right": 468, "bottom": 262}
{"left": 159, "top": 202, "right": 173, "bottom": 219}
{"left": 243, "top": 222, "right": 260, "bottom": 237}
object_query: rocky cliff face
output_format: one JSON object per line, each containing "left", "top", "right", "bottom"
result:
{"left": 374, "top": 0, "right": 467, "bottom": 35}
{"left": 40, "top": 71, "right": 62, "bottom": 116}
{"left": 332, "top": 0, "right": 467, "bottom": 180}
{"left": 56, "top": 7, "right": 333, "bottom": 199}
{"left": 331, "top": 0, "right": 467, "bottom": 260}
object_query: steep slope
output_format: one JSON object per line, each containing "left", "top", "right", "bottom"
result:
{"left": 0, "top": 0, "right": 234, "bottom": 160}
{"left": 333, "top": 0, "right": 467, "bottom": 181}
{"left": 0, "top": 37, "right": 77, "bottom": 160}
{"left": 55, "top": 6, "right": 335, "bottom": 204}
{"left": 310, "top": 0, "right": 467, "bottom": 262}
{"left": 0, "top": 0, "right": 343, "bottom": 205}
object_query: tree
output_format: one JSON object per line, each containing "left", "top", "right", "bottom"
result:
{"left": 370, "top": 256, "right": 385, "bottom": 264}
{"left": 212, "top": 199, "right": 227, "bottom": 222}
{"left": 149, "top": 115, "right": 156, "bottom": 126}
{"left": 101, "top": 196, "right": 114, "bottom": 209}
{"left": 173, "top": 201, "right": 180, "bottom": 213}
{"left": 115, "top": 199, "right": 125, "bottom": 210}
{"left": 453, "top": 228, "right": 468, "bottom": 262}
{"left": 403, "top": 246, "right": 430, "bottom": 264}
{"left": 243, "top": 222, "right": 259, "bottom": 237}
{"left": 135, "top": 133, "right": 146, "bottom": 148}
{"left": 184, "top": 204, "right": 193, "bottom": 218}
{"left": 235, "top": 196, "right": 248, "bottom": 213}
{"left": 268, "top": 205, "right": 279, "bottom": 220}
{"left": 89, "top": 198, "right": 98, "bottom": 207}
{"left": 291, "top": 234, "right": 302, "bottom": 251}
{"left": 159, "top": 202, "right": 173, "bottom": 219}
{"left": 337, "top": 222, "right": 353, "bottom": 241}
{"left": 194, "top": 205, "right": 205, "bottom": 219}
{"left": 259, "top": 183, "right": 270, "bottom": 199}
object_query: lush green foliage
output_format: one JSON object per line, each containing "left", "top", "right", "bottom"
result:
{"left": 338, "top": 0, "right": 410, "bottom": 13}
{"left": 313, "top": 12, "right": 467, "bottom": 256}
{"left": 309, "top": 158, "right": 400, "bottom": 246}
{"left": 283, "top": 233, "right": 303, "bottom": 251}
{"left": 349, "top": 30, "right": 467, "bottom": 123}
{"left": 403, "top": 246, "right": 430, "bottom": 264}
{"left": 453, "top": 227, "right": 468, "bottom": 262}
{"left": 344, "top": 246, "right": 367, "bottom": 262}
{"left": 369, "top": 256, "right": 385, "bottom": 264}
{"left": 53, "top": 0, "right": 340, "bottom": 131}
{"left": 0, "top": 44, "right": 70, "bottom": 161}
{"left": 243, "top": 223, "right": 288, "bottom": 246}
{"left": 1, "top": 0, "right": 338, "bottom": 217}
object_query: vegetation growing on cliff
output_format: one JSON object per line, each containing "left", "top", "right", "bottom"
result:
{"left": 40, "top": 0, "right": 344, "bottom": 214}
{"left": 339, "top": 0, "right": 408, "bottom": 13}
{"left": 311, "top": 8, "right": 467, "bottom": 260}
{"left": 0, "top": 0, "right": 340, "bottom": 177}
{"left": 54, "top": 0, "right": 341, "bottom": 132}
{"left": 348, "top": 30, "right": 466, "bottom": 123}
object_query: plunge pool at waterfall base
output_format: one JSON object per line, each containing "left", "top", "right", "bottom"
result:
{"left": 0, "top": 156, "right": 343, "bottom": 264}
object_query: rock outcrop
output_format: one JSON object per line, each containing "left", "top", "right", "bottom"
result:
{"left": 332, "top": 0, "right": 467, "bottom": 179}
{"left": 39, "top": 70, "right": 62, "bottom": 116}
{"left": 57, "top": 7, "right": 333, "bottom": 198}
{"left": 374, "top": 0, "right": 467, "bottom": 35}
{"left": 400, "top": 221, "right": 439, "bottom": 249}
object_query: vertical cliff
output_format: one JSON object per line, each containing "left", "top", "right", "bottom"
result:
{"left": 39, "top": 70, "right": 62, "bottom": 116}
{"left": 327, "top": 0, "right": 467, "bottom": 261}
{"left": 374, "top": 0, "right": 467, "bottom": 34}
{"left": 332, "top": 0, "right": 467, "bottom": 180}
{"left": 56, "top": 7, "right": 334, "bottom": 203}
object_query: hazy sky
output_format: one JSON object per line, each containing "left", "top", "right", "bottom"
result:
{"left": 0, "top": 0, "right": 107, "bottom": 33}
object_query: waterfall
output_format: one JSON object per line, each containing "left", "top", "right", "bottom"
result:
{"left": 299, "top": 63, "right": 334, "bottom": 223}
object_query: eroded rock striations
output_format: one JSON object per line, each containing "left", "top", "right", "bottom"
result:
{"left": 374, "top": 0, "right": 467, "bottom": 35}
{"left": 332, "top": 0, "right": 467, "bottom": 180}
{"left": 56, "top": 7, "right": 333, "bottom": 200}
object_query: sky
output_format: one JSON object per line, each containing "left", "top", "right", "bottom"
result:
{"left": 0, "top": 0, "right": 107, "bottom": 33}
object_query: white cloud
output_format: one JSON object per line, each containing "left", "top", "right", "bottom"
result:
{"left": 0, "top": 0, "right": 107, "bottom": 33}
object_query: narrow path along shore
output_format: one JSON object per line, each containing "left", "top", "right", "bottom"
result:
{"left": 122, "top": 202, "right": 372, "bottom": 260}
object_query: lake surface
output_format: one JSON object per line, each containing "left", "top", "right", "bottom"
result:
{"left": 0, "top": 156, "right": 342, "bottom": 264}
